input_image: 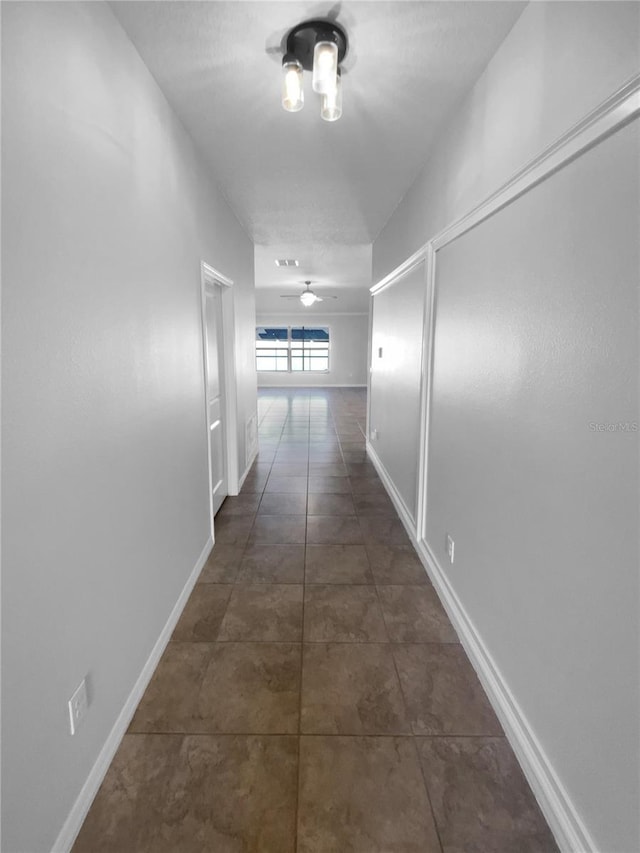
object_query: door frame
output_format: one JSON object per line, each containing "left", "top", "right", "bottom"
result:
{"left": 200, "top": 261, "right": 238, "bottom": 540}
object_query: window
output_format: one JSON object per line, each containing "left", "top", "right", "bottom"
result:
{"left": 255, "top": 327, "right": 289, "bottom": 372}
{"left": 256, "top": 326, "right": 330, "bottom": 372}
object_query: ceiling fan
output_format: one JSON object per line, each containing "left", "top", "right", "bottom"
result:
{"left": 280, "top": 281, "right": 338, "bottom": 307}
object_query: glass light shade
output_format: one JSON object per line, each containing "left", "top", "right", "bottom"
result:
{"left": 300, "top": 291, "right": 317, "bottom": 307}
{"left": 312, "top": 40, "right": 338, "bottom": 94}
{"left": 321, "top": 73, "right": 342, "bottom": 122}
{"left": 282, "top": 60, "right": 304, "bottom": 112}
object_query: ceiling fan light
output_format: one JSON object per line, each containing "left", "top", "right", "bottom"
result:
{"left": 300, "top": 290, "right": 317, "bottom": 307}
{"left": 321, "top": 71, "right": 342, "bottom": 121}
{"left": 282, "top": 58, "right": 304, "bottom": 112}
{"left": 312, "top": 40, "right": 338, "bottom": 94}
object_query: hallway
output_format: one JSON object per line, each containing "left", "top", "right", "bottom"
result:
{"left": 73, "top": 388, "right": 557, "bottom": 852}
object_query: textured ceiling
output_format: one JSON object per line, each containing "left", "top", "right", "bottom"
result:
{"left": 112, "top": 1, "right": 525, "bottom": 310}
{"left": 254, "top": 242, "right": 372, "bottom": 315}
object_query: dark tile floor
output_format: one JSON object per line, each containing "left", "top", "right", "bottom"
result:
{"left": 73, "top": 387, "right": 558, "bottom": 853}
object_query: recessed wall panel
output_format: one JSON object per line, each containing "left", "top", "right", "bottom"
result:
{"left": 426, "top": 118, "right": 639, "bottom": 852}
{"left": 370, "top": 262, "right": 427, "bottom": 520}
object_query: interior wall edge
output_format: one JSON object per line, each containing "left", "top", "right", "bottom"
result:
{"left": 49, "top": 536, "right": 213, "bottom": 853}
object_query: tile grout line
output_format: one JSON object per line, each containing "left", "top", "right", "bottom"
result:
{"left": 125, "top": 729, "right": 510, "bottom": 741}
{"left": 411, "top": 733, "right": 446, "bottom": 853}
{"left": 294, "top": 419, "right": 309, "bottom": 853}
{"left": 251, "top": 393, "right": 452, "bottom": 846}
{"left": 339, "top": 396, "right": 444, "bottom": 845}
{"left": 169, "top": 637, "right": 461, "bottom": 645}
{"left": 371, "top": 576, "right": 447, "bottom": 853}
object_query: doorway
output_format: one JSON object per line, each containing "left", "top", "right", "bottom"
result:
{"left": 200, "top": 262, "right": 236, "bottom": 535}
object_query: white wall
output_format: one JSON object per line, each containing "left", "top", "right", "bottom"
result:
{"left": 370, "top": 3, "right": 640, "bottom": 852}
{"left": 428, "top": 120, "right": 639, "bottom": 853}
{"left": 256, "top": 313, "right": 368, "bottom": 388}
{"left": 373, "top": 2, "right": 640, "bottom": 281}
{"left": 1, "top": 3, "right": 256, "bottom": 851}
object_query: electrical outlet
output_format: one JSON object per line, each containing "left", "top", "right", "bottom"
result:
{"left": 371, "top": 428, "right": 378, "bottom": 441}
{"left": 68, "top": 678, "right": 88, "bottom": 735}
{"left": 446, "top": 534, "right": 455, "bottom": 564}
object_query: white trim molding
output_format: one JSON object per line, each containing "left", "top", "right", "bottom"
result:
{"left": 51, "top": 538, "right": 213, "bottom": 853}
{"left": 370, "top": 243, "right": 429, "bottom": 296}
{"left": 432, "top": 72, "right": 640, "bottom": 253}
{"left": 200, "top": 261, "right": 239, "bottom": 512}
{"left": 201, "top": 261, "right": 233, "bottom": 289}
{"left": 414, "top": 244, "right": 435, "bottom": 544}
{"left": 366, "top": 442, "right": 416, "bottom": 534}
{"left": 370, "top": 75, "right": 640, "bottom": 299}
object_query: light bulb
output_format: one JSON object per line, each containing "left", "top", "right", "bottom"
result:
{"left": 282, "top": 59, "right": 304, "bottom": 112}
{"left": 312, "top": 40, "right": 338, "bottom": 94}
{"left": 321, "top": 72, "right": 342, "bottom": 122}
{"left": 300, "top": 291, "right": 317, "bottom": 307}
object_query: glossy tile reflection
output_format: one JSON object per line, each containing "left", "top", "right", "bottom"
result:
{"left": 416, "top": 737, "right": 559, "bottom": 852}
{"left": 74, "top": 388, "right": 558, "bottom": 853}
{"left": 73, "top": 734, "right": 298, "bottom": 853}
{"left": 297, "top": 736, "right": 440, "bottom": 852}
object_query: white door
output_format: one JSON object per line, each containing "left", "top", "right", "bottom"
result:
{"left": 203, "top": 283, "right": 227, "bottom": 518}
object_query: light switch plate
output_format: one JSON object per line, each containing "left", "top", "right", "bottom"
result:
{"left": 446, "top": 534, "right": 455, "bottom": 564}
{"left": 68, "top": 678, "right": 88, "bottom": 735}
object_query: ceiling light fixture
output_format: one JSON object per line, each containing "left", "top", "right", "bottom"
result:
{"left": 300, "top": 288, "right": 318, "bottom": 307}
{"left": 281, "top": 19, "right": 348, "bottom": 122}
{"left": 279, "top": 281, "right": 339, "bottom": 307}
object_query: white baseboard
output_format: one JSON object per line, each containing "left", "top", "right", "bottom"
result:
{"left": 51, "top": 537, "right": 213, "bottom": 853}
{"left": 366, "top": 442, "right": 417, "bottom": 535}
{"left": 238, "top": 447, "right": 258, "bottom": 491}
{"left": 417, "top": 540, "right": 596, "bottom": 853}
{"left": 365, "top": 441, "right": 595, "bottom": 853}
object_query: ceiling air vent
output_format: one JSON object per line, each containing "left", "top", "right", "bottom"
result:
{"left": 275, "top": 259, "right": 299, "bottom": 267}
